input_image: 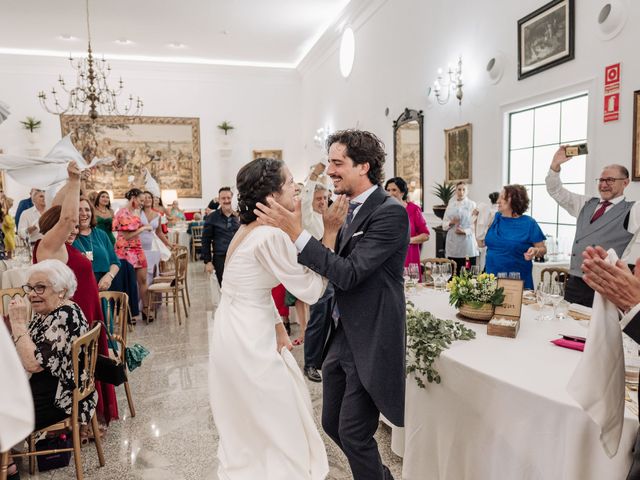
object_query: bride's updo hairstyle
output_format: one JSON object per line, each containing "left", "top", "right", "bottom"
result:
{"left": 236, "top": 157, "right": 285, "bottom": 224}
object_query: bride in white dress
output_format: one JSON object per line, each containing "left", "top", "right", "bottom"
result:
{"left": 209, "top": 158, "right": 335, "bottom": 480}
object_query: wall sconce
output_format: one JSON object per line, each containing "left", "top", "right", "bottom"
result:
{"left": 428, "top": 57, "right": 464, "bottom": 106}
{"left": 313, "top": 126, "right": 330, "bottom": 148}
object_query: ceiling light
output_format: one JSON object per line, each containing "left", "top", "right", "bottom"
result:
{"left": 339, "top": 27, "right": 355, "bottom": 78}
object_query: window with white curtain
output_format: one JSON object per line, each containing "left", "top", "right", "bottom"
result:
{"left": 507, "top": 93, "right": 588, "bottom": 254}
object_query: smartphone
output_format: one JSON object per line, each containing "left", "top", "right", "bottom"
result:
{"left": 565, "top": 143, "right": 588, "bottom": 157}
{"left": 561, "top": 334, "right": 586, "bottom": 343}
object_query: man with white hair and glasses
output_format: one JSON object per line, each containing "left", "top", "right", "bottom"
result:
{"left": 546, "top": 146, "right": 640, "bottom": 307}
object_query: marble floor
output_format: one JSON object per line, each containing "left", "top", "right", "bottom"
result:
{"left": 14, "top": 263, "right": 403, "bottom": 479}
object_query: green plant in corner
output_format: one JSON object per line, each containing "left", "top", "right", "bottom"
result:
{"left": 406, "top": 301, "right": 476, "bottom": 387}
{"left": 217, "top": 121, "right": 234, "bottom": 135}
{"left": 20, "top": 116, "right": 42, "bottom": 132}
{"left": 432, "top": 181, "right": 455, "bottom": 206}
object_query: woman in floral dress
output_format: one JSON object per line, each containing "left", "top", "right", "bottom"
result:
{"left": 113, "top": 188, "right": 153, "bottom": 321}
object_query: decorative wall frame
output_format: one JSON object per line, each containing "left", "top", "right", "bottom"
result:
{"left": 444, "top": 123, "right": 472, "bottom": 184}
{"left": 518, "top": 0, "right": 575, "bottom": 80}
{"left": 60, "top": 115, "right": 201, "bottom": 198}
{"left": 632, "top": 91, "right": 640, "bottom": 181}
{"left": 252, "top": 149, "right": 283, "bottom": 160}
{"left": 393, "top": 108, "right": 424, "bottom": 208}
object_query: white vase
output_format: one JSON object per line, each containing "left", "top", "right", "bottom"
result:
{"left": 26, "top": 131, "right": 40, "bottom": 145}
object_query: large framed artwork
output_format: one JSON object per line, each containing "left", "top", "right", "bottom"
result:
{"left": 517, "top": 0, "right": 574, "bottom": 80}
{"left": 60, "top": 115, "right": 201, "bottom": 198}
{"left": 252, "top": 149, "right": 283, "bottom": 160}
{"left": 633, "top": 91, "right": 640, "bottom": 181}
{"left": 393, "top": 108, "right": 424, "bottom": 208}
{"left": 445, "top": 123, "right": 472, "bottom": 184}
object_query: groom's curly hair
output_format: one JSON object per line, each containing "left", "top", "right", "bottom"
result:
{"left": 236, "top": 157, "right": 286, "bottom": 224}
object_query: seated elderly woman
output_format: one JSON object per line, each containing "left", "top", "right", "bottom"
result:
{"left": 8, "top": 259, "right": 97, "bottom": 432}
{"left": 484, "top": 184, "right": 547, "bottom": 289}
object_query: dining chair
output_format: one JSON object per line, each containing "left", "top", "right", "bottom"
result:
{"left": 540, "top": 267, "right": 569, "bottom": 287}
{"left": 421, "top": 258, "right": 457, "bottom": 277}
{"left": 147, "top": 250, "right": 189, "bottom": 325}
{"left": 99, "top": 291, "right": 135, "bottom": 417}
{"left": 190, "top": 225, "right": 203, "bottom": 262}
{"left": 0, "top": 324, "right": 105, "bottom": 480}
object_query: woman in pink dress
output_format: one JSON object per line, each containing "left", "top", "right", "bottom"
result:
{"left": 385, "top": 177, "right": 430, "bottom": 279}
{"left": 113, "top": 188, "right": 153, "bottom": 321}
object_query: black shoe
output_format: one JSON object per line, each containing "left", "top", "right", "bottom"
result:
{"left": 304, "top": 366, "right": 322, "bottom": 383}
{"left": 283, "top": 321, "right": 291, "bottom": 335}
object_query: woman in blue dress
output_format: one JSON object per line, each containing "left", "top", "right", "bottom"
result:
{"left": 485, "top": 185, "right": 547, "bottom": 289}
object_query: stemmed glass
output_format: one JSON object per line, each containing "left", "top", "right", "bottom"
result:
{"left": 535, "top": 281, "right": 551, "bottom": 321}
{"left": 441, "top": 263, "right": 452, "bottom": 288}
{"left": 469, "top": 265, "right": 481, "bottom": 277}
{"left": 548, "top": 282, "right": 565, "bottom": 319}
{"left": 432, "top": 265, "right": 443, "bottom": 291}
{"left": 408, "top": 263, "right": 420, "bottom": 284}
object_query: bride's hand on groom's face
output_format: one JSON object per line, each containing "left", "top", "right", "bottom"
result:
{"left": 255, "top": 197, "right": 303, "bottom": 242}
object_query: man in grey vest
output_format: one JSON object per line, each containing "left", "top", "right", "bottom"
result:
{"left": 546, "top": 146, "right": 640, "bottom": 307}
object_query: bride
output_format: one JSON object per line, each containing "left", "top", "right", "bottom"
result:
{"left": 208, "top": 157, "right": 345, "bottom": 479}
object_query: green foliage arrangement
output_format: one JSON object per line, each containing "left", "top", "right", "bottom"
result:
{"left": 217, "top": 121, "right": 234, "bottom": 135}
{"left": 448, "top": 271, "right": 505, "bottom": 308}
{"left": 20, "top": 116, "right": 41, "bottom": 132}
{"left": 431, "top": 181, "right": 456, "bottom": 206}
{"left": 406, "top": 302, "right": 476, "bottom": 387}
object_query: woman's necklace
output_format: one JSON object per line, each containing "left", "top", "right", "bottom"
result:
{"left": 76, "top": 232, "right": 94, "bottom": 262}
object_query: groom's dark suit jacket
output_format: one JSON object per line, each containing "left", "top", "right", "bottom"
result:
{"left": 298, "top": 186, "right": 409, "bottom": 427}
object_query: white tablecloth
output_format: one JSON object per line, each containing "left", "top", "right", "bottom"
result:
{"left": 394, "top": 288, "right": 637, "bottom": 480}
{"left": 532, "top": 258, "right": 571, "bottom": 286}
{"left": 168, "top": 228, "right": 190, "bottom": 249}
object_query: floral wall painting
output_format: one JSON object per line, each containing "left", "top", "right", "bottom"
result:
{"left": 632, "top": 91, "right": 640, "bottom": 181}
{"left": 252, "top": 149, "right": 283, "bottom": 160}
{"left": 518, "top": 0, "right": 575, "bottom": 80}
{"left": 445, "top": 123, "right": 472, "bottom": 184}
{"left": 60, "top": 115, "right": 202, "bottom": 198}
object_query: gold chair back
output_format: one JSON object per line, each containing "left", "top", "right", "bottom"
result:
{"left": 72, "top": 323, "right": 101, "bottom": 404}
{"left": 540, "top": 267, "right": 569, "bottom": 286}
{"left": 99, "top": 292, "right": 129, "bottom": 363}
{"left": 0, "top": 287, "right": 29, "bottom": 318}
{"left": 421, "top": 258, "right": 457, "bottom": 277}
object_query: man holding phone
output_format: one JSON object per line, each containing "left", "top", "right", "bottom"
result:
{"left": 546, "top": 146, "right": 640, "bottom": 307}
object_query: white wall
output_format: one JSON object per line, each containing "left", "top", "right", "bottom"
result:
{"left": 0, "top": 54, "right": 304, "bottom": 211}
{"left": 299, "top": 0, "right": 640, "bottom": 255}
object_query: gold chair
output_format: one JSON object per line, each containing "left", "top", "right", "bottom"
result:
{"left": 0, "top": 287, "right": 29, "bottom": 318}
{"left": 540, "top": 267, "right": 569, "bottom": 286}
{"left": 190, "top": 225, "right": 203, "bottom": 262}
{"left": 0, "top": 323, "right": 105, "bottom": 480}
{"left": 99, "top": 291, "right": 136, "bottom": 417}
{"left": 421, "top": 258, "right": 457, "bottom": 277}
{"left": 146, "top": 250, "right": 189, "bottom": 325}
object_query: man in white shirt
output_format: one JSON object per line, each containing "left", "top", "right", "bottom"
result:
{"left": 546, "top": 146, "right": 640, "bottom": 306}
{"left": 301, "top": 163, "right": 331, "bottom": 382}
{"left": 17, "top": 188, "right": 46, "bottom": 244}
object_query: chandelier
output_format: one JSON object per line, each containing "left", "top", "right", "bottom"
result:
{"left": 428, "top": 57, "right": 464, "bottom": 106}
{"left": 38, "top": 0, "right": 143, "bottom": 120}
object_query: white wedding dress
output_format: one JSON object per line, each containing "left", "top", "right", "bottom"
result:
{"left": 209, "top": 226, "right": 329, "bottom": 480}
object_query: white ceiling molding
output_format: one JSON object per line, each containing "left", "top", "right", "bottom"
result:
{"left": 296, "top": 0, "right": 389, "bottom": 76}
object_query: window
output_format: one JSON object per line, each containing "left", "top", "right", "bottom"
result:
{"left": 507, "top": 93, "right": 588, "bottom": 254}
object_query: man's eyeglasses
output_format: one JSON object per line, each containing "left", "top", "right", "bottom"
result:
{"left": 22, "top": 283, "right": 49, "bottom": 294}
{"left": 596, "top": 177, "right": 626, "bottom": 185}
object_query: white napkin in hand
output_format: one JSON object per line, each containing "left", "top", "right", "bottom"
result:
{"left": 567, "top": 248, "right": 625, "bottom": 458}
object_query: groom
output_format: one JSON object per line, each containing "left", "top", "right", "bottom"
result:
{"left": 257, "top": 129, "right": 408, "bottom": 479}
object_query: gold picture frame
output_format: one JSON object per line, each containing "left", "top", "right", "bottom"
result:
{"left": 60, "top": 115, "right": 202, "bottom": 198}
{"left": 445, "top": 123, "right": 472, "bottom": 184}
{"left": 252, "top": 149, "right": 283, "bottom": 161}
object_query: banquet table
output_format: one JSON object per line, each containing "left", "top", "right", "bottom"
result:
{"left": 393, "top": 287, "right": 637, "bottom": 480}
{"left": 168, "top": 227, "right": 190, "bottom": 249}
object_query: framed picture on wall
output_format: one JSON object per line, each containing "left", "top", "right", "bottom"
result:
{"left": 445, "top": 123, "right": 472, "bottom": 184}
{"left": 60, "top": 115, "right": 202, "bottom": 198}
{"left": 517, "top": 0, "right": 575, "bottom": 80}
{"left": 633, "top": 91, "right": 640, "bottom": 181}
{"left": 252, "top": 149, "right": 283, "bottom": 160}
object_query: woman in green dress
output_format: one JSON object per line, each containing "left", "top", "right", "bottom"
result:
{"left": 93, "top": 190, "right": 116, "bottom": 245}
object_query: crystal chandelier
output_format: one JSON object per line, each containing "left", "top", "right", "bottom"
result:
{"left": 38, "top": 0, "right": 143, "bottom": 120}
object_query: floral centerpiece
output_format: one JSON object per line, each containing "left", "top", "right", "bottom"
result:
{"left": 448, "top": 272, "right": 505, "bottom": 321}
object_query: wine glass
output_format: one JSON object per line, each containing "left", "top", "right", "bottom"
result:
{"left": 441, "top": 263, "right": 452, "bottom": 286}
{"left": 548, "top": 282, "right": 565, "bottom": 319}
{"left": 432, "top": 264, "right": 442, "bottom": 291}
{"left": 508, "top": 272, "right": 521, "bottom": 280}
{"left": 469, "top": 265, "right": 481, "bottom": 277}
{"left": 535, "top": 281, "right": 551, "bottom": 321}
{"left": 408, "top": 263, "right": 420, "bottom": 284}
{"left": 403, "top": 266, "right": 411, "bottom": 286}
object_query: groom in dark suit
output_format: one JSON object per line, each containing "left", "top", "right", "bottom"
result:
{"left": 256, "top": 130, "right": 409, "bottom": 479}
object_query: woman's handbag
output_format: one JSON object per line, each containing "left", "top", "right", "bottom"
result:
{"left": 95, "top": 353, "right": 127, "bottom": 386}
{"left": 125, "top": 343, "right": 150, "bottom": 371}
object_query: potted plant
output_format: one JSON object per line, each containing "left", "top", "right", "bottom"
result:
{"left": 431, "top": 181, "right": 455, "bottom": 219}
{"left": 217, "top": 121, "right": 234, "bottom": 135}
{"left": 448, "top": 271, "right": 505, "bottom": 321}
{"left": 20, "top": 116, "right": 42, "bottom": 145}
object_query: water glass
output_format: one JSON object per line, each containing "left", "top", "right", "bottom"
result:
{"left": 548, "top": 282, "right": 564, "bottom": 319}
{"left": 508, "top": 272, "right": 521, "bottom": 280}
{"left": 554, "top": 299, "right": 570, "bottom": 320}
{"left": 432, "top": 265, "right": 443, "bottom": 291}
{"left": 535, "top": 281, "right": 551, "bottom": 321}
{"left": 497, "top": 272, "right": 508, "bottom": 279}
{"left": 470, "top": 265, "right": 481, "bottom": 277}
{"left": 408, "top": 263, "right": 420, "bottom": 283}
{"left": 440, "top": 263, "right": 452, "bottom": 284}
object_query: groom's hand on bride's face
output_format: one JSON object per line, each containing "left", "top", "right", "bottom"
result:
{"left": 254, "top": 197, "right": 303, "bottom": 242}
